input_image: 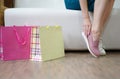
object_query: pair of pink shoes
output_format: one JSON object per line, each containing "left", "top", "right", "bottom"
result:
{"left": 82, "top": 32, "right": 106, "bottom": 57}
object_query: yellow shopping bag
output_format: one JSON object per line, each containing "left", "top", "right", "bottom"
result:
{"left": 31, "top": 26, "right": 65, "bottom": 61}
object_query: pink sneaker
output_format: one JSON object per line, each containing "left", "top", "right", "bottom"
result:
{"left": 82, "top": 32, "right": 101, "bottom": 57}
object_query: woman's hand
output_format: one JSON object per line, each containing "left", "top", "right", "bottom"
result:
{"left": 79, "top": 0, "right": 92, "bottom": 36}
{"left": 83, "top": 18, "right": 92, "bottom": 36}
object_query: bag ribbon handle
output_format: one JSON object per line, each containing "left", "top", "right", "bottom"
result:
{"left": 13, "top": 27, "right": 30, "bottom": 45}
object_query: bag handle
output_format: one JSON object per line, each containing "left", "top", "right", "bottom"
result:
{"left": 13, "top": 27, "right": 30, "bottom": 45}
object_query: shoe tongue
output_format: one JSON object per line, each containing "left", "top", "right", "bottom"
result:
{"left": 93, "top": 40, "right": 99, "bottom": 47}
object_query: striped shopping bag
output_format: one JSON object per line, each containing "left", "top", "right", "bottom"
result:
{"left": 31, "top": 27, "right": 42, "bottom": 61}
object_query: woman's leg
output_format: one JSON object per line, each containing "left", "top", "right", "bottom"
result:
{"left": 92, "top": 0, "right": 115, "bottom": 41}
{"left": 102, "top": 0, "right": 115, "bottom": 28}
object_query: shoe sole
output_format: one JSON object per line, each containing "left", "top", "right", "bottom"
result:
{"left": 82, "top": 32, "right": 98, "bottom": 57}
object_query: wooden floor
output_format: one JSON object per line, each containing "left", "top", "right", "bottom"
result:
{"left": 0, "top": 51, "right": 120, "bottom": 79}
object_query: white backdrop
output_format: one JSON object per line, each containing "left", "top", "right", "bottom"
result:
{"left": 113, "top": 0, "right": 120, "bottom": 8}
{"left": 15, "top": 0, "right": 66, "bottom": 9}
{"left": 15, "top": 0, "right": 120, "bottom": 9}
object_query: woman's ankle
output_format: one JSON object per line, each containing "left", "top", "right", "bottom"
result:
{"left": 91, "top": 30, "right": 101, "bottom": 41}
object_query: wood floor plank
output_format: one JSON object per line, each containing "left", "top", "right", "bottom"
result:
{"left": 0, "top": 52, "right": 120, "bottom": 79}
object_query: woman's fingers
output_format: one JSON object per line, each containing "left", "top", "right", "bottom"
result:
{"left": 87, "top": 24, "right": 92, "bottom": 35}
{"left": 84, "top": 24, "right": 91, "bottom": 36}
{"left": 83, "top": 18, "right": 92, "bottom": 36}
{"left": 84, "top": 25, "right": 88, "bottom": 36}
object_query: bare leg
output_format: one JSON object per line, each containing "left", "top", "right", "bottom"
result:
{"left": 92, "top": 0, "right": 115, "bottom": 41}
{"left": 102, "top": 0, "right": 115, "bottom": 29}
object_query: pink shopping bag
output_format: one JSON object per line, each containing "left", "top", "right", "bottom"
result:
{"left": 0, "top": 27, "right": 2, "bottom": 59}
{"left": 1, "top": 26, "right": 31, "bottom": 61}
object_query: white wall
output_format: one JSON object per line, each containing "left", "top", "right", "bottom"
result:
{"left": 113, "top": 0, "right": 120, "bottom": 8}
{"left": 15, "top": 0, "right": 120, "bottom": 9}
{"left": 15, "top": 0, "right": 66, "bottom": 10}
